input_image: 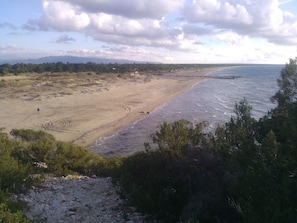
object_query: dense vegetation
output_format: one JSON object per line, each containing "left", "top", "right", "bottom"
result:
{"left": 0, "top": 62, "right": 223, "bottom": 75}
{"left": 0, "top": 58, "right": 296, "bottom": 222}
{"left": 0, "top": 128, "right": 121, "bottom": 221}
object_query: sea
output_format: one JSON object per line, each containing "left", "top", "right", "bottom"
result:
{"left": 89, "top": 65, "right": 284, "bottom": 156}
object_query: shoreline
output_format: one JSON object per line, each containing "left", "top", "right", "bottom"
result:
{"left": 0, "top": 67, "right": 225, "bottom": 149}
{"left": 74, "top": 67, "right": 222, "bottom": 147}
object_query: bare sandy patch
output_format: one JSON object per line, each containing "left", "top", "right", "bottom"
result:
{"left": 0, "top": 67, "right": 222, "bottom": 148}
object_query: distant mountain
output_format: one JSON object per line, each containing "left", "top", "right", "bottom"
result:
{"left": 0, "top": 56, "right": 147, "bottom": 65}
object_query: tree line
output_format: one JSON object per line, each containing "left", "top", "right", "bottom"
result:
{"left": 0, "top": 62, "right": 221, "bottom": 75}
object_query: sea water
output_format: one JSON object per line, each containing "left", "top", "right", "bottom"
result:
{"left": 90, "top": 65, "right": 284, "bottom": 156}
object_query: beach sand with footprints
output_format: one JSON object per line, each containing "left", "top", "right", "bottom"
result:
{"left": 0, "top": 67, "right": 221, "bottom": 150}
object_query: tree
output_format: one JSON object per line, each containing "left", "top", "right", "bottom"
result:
{"left": 271, "top": 57, "right": 297, "bottom": 107}
{"left": 0, "top": 64, "right": 11, "bottom": 75}
{"left": 34, "top": 65, "right": 44, "bottom": 73}
{"left": 152, "top": 120, "right": 192, "bottom": 151}
{"left": 215, "top": 92, "right": 297, "bottom": 223}
{"left": 215, "top": 98, "right": 256, "bottom": 161}
{"left": 151, "top": 119, "right": 209, "bottom": 153}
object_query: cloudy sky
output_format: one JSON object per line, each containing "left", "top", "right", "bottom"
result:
{"left": 1, "top": 0, "right": 297, "bottom": 64}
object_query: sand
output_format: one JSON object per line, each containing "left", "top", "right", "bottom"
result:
{"left": 0, "top": 67, "right": 221, "bottom": 148}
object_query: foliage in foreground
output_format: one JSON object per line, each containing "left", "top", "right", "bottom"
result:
{"left": 117, "top": 100, "right": 297, "bottom": 222}
{"left": 117, "top": 120, "right": 239, "bottom": 223}
{"left": 0, "top": 128, "right": 121, "bottom": 221}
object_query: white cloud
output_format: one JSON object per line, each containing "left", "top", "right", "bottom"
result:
{"left": 89, "top": 13, "right": 165, "bottom": 39}
{"left": 26, "top": 0, "right": 297, "bottom": 49}
{"left": 183, "top": 0, "right": 297, "bottom": 45}
{"left": 0, "top": 44, "right": 22, "bottom": 52}
{"left": 184, "top": 0, "right": 253, "bottom": 25}
{"left": 12, "top": 0, "right": 297, "bottom": 63}
{"left": 27, "top": 0, "right": 90, "bottom": 31}
{"left": 87, "top": 14, "right": 183, "bottom": 50}
{"left": 25, "top": 0, "right": 183, "bottom": 49}
{"left": 215, "top": 31, "right": 249, "bottom": 45}
{"left": 65, "top": 45, "right": 170, "bottom": 62}
{"left": 69, "top": 0, "right": 185, "bottom": 19}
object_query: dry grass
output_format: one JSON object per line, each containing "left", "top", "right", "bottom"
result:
{"left": 0, "top": 72, "right": 132, "bottom": 100}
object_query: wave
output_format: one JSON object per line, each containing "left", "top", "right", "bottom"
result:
{"left": 92, "top": 65, "right": 282, "bottom": 156}
{"left": 213, "top": 93, "right": 228, "bottom": 104}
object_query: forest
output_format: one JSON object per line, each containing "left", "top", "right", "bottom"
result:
{"left": 0, "top": 58, "right": 297, "bottom": 222}
{"left": 0, "top": 62, "right": 224, "bottom": 75}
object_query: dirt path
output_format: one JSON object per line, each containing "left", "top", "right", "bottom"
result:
{"left": 13, "top": 176, "right": 145, "bottom": 223}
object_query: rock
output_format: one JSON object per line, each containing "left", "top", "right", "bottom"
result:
{"left": 14, "top": 176, "right": 146, "bottom": 223}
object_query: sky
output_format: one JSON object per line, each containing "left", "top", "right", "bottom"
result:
{"left": 1, "top": 0, "right": 297, "bottom": 64}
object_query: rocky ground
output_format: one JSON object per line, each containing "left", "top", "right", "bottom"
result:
{"left": 12, "top": 176, "right": 146, "bottom": 223}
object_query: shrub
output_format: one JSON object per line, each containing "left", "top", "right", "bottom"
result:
{"left": 119, "top": 149, "right": 189, "bottom": 222}
{"left": 117, "top": 120, "right": 238, "bottom": 222}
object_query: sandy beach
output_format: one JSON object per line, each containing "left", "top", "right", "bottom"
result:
{"left": 0, "top": 67, "right": 221, "bottom": 148}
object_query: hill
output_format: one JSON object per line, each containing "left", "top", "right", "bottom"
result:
{"left": 0, "top": 56, "right": 146, "bottom": 65}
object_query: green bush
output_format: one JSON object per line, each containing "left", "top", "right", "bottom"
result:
{"left": 9, "top": 128, "right": 121, "bottom": 177}
{"left": 117, "top": 120, "right": 238, "bottom": 222}
{"left": 0, "top": 203, "right": 32, "bottom": 223}
{"left": 119, "top": 149, "right": 188, "bottom": 222}
{"left": 215, "top": 99, "right": 297, "bottom": 222}
{"left": 0, "top": 127, "right": 122, "bottom": 222}
{"left": 0, "top": 191, "right": 31, "bottom": 223}
{"left": 46, "top": 140, "right": 121, "bottom": 177}
{"left": 0, "top": 130, "right": 34, "bottom": 193}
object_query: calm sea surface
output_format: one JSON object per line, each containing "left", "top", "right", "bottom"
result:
{"left": 90, "top": 65, "right": 284, "bottom": 156}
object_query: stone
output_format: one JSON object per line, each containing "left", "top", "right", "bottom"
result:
{"left": 14, "top": 176, "right": 146, "bottom": 223}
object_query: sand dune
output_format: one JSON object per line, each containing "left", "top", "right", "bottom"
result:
{"left": 0, "top": 67, "right": 221, "bottom": 148}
